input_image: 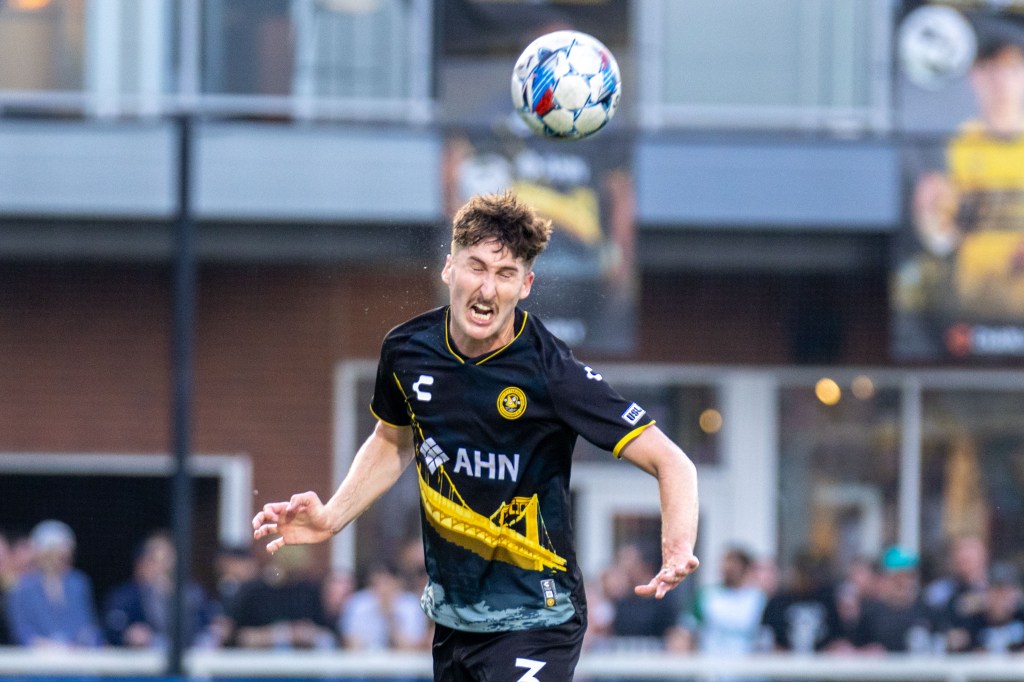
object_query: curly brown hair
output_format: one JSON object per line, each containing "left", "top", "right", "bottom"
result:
{"left": 451, "top": 191, "right": 552, "bottom": 265}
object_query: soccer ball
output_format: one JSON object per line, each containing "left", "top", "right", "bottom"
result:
{"left": 897, "top": 5, "right": 976, "bottom": 90}
{"left": 511, "top": 30, "right": 621, "bottom": 140}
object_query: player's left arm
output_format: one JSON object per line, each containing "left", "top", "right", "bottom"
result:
{"left": 619, "top": 425, "right": 700, "bottom": 599}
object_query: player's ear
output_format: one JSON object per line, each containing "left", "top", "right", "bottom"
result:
{"left": 519, "top": 270, "right": 534, "bottom": 300}
{"left": 441, "top": 254, "right": 452, "bottom": 285}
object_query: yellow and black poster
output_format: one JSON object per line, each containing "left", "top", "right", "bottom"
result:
{"left": 437, "top": 0, "right": 636, "bottom": 356}
{"left": 441, "top": 127, "right": 637, "bottom": 356}
{"left": 893, "top": 1, "right": 1024, "bottom": 359}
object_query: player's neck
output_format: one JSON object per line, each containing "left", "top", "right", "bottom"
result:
{"left": 448, "top": 309, "right": 521, "bottom": 359}
{"left": 449, "top": 327, "right": 513, "bottom": 359}
{"left": 984, "top": 110, "right": 1024, "bottom": 137}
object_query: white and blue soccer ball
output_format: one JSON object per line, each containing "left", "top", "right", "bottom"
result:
{"left": 511, "top": 30, "right": 621, "bottom": 140}
{"left": 898, "top": 5, "right": 976, "bottom": 90}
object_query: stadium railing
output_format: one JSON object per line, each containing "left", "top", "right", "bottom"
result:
{"left": 1, "top": 647, "right": 1022, "bottom": 681}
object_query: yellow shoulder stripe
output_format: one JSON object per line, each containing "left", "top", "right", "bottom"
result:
{"left": 612, "top": 421, "right": 656, "bottom": 458}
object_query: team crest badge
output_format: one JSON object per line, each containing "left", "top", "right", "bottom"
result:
{"left": 497, "top": 386, "right": 527, "bottom": 420}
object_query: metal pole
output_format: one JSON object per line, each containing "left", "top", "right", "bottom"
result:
{"left": 168, "top": 112, "right": 196, "bottom": 677}
{"left": 167, "top": 1, "right": 203, "bottom": 672}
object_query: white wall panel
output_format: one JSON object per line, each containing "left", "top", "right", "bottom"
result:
{"left": 194, "top": 122, "right": 441, "bottom": 222}
{"left": 0, "top": 121, "right": 177, "bottom": 218}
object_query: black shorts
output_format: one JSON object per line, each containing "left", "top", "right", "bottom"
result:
{"left": 431, "top": 612, "right": 587, "bottom": 682}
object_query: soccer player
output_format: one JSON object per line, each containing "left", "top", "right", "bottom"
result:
{"left": 252, "top": 191, "right": 700, "bottom": 681}
{"left": 902, "top": 17, "right": 1024, "bottom": 323}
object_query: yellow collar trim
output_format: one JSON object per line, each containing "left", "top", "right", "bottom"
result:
{"left": 444, "top": 307, "right": 528, "bottom": 365}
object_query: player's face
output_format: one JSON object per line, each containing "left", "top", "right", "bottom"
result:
{"left": 970, "top": 46, "right": 1024, "bottom": 125}
{"left": 442, "top": 238, "right": 534, "bottom": 357}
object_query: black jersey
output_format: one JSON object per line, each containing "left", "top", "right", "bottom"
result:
{"left": 370, "top": 306, "right": 655, "bottom": 633}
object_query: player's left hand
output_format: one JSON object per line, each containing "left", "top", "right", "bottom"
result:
{"left": 634, "top": 555, "right": 699, "bottom": 599}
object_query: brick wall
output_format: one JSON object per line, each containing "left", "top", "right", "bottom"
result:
{"left": 0, "top": 262, "right": 435, "bottom": 574}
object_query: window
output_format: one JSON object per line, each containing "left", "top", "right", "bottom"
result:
{"left": 639, "top": 0, "right": 891, "bottom": 130}
{"left": 0, "top": 0, "right": 85, "bottom": 92}
{"left": 202, "top": 0, "right": 430, "bottom": 116}
{"left": 920, "top": 390, "right": 1024, "bottom": 567}
{"left": 777, "top": 377, "right": 900, "bottom": 570}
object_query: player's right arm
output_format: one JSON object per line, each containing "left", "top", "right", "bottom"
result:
{"left": 252, "top": 420, "right": 415, "bottom": 554}
{"left": 619, "top": 425, "right": 700, "bottom": 599}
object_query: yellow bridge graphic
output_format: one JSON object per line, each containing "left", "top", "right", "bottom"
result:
{"left": 418, "top": 466, "right": 567, "bottom": 573}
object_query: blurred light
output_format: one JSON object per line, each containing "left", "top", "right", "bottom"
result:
{"left": 851, "top": 375, "right": 875, "bottom": 400}
{"left": 815, "top": 377, "right": 841, "bottom": 406}
{"left": 698, "top": 408, "right": 723, "bottom": 434}
{"left": 9, "top": 0, "right": 51, "bottom": 10}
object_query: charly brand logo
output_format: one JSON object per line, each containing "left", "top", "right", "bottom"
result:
{"left": 497, "top": 386, "right": 528, "bottom": 420}
{"left": 413, "top": 374, "right": 434, "bottom": 401}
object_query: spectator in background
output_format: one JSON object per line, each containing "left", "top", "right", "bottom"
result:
{"left": 102, "top": 530, "right": 214, "bottom": 649}
{"left": 210, "top": 543, "right": 261, "bottom": 646}
{"left": 760, "top": 550, "right": 844, "bottom": 653}
{"left": 396, "top": 537, "right": 429, "bottom": 597}
{"left": 670, "top": 545, "right": 767, "bottom": 655}
{"left": 213, "top": 544, "right": 260, "bottom": 616}
{"left": 0, "top": 528, "right": 37, "bottom": 646}
{"left": 924, "top": 535, "right": 990, "bottom": 635}
{"left": 1, "top": 529, "right": 37, "bottom": 595}
{"left": 835, "top": 555, "right": 880, "bottom": 645}
{"left": 5, "top": 520, "right": 102, "bottom": 648}
{"left": 609, "top": 543, "right": 680, "bottom": 644}
{"left": 950, "top": 561, "right": 1024, "bottom": 653}
{"left": 340, "top": 561, "right": 429, "bottom": 651}
{"left": 320, "top": 567, "right": 355, "bottom": 644}
{"left": 580, "top": 545, "right": 675, "bottom": 682}
{"left": 750, "top": 556, "right": 780, "bottom": 601}
{"left": 228, "top": 546, "right": 335, "bottom": 649}
{"left": 0, "top": 531, "right": 13, "bottom": 645}
{"left": 585, "top": 562, "right": 632, "bottom": 649}
{"left": 852, "top": 545, "right": 935, "bottom": 653}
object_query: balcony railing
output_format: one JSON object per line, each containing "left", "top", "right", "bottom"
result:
{"left": 0, "top": 646, "right": 1021, "bottom": 681}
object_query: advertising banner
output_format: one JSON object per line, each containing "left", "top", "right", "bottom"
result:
{"left": 441, "top": 127, "right": 637, "bottom": 356}
{"left": 893, "top": 2, "right": 1024, "bottom": 359}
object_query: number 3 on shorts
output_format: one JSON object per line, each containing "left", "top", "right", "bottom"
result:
{"left": 514, "top": 657, "right": 546, "bottom": 681}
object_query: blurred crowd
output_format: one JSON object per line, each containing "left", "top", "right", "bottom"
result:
{"left": 2, "top": 520, "right": 1023, "bottom": 657}
{"left": 0, "top": 520, "right": 430, "bottom": 652}
{"left": 588, "top": 536, "right": 1024, "bottom": 656}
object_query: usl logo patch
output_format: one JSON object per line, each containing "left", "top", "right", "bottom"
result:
{"left": 497, "top": 386, "right": 528, "bottom": 420}
{"left": 621, "top": 402, "right": 646, "bottom": 425}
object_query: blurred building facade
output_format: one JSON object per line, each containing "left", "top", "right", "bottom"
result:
{"left": 1, "top": 0, "right": 1022, "bottom": 599}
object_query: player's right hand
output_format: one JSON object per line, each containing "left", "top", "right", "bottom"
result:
{"left": 634, "top": 554, "right": 700, "bottom": 599}
{"left": 251, "top": 491, "right": 335, "bottom": 553}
